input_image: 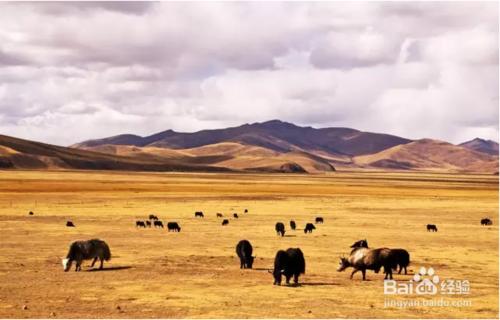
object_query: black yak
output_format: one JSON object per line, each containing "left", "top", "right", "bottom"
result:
{"left": 167, "top": 222, "right": 181, "bottom": 232}
{"left": 216, "top": 213, "right": 223, "bottom": 218}
{"left": 149, "top": 214, "right": 158, "bottom": 220}
{"left": 146, "top": 220, "right": 152, "bottom": 228}
{"left": 136, "top": 221, "right": 146, "bottom": 228}
{"left": 304, "top": 223, "right": 315, "bottom": 233}
{"left": 62, "top": 239, "right": 111, "bottom": 272}
{"left": 236, "top": 240, "right": 254, "bottom": 269}
{"left": 29, "top": 211, "right": 34, "bottom": 216}
{"left": 337, "top": 247, "right": 394, "bottom": 280}
{"left": 275, "top": 222, "right": 285, "bottom": 237}
{"left": 481, "top": 218, "right": 493, "bottom": 226}
{"left": 195, "top": 211, "right": 204, "bottom": 218}
{"left": 222, "top": 219, "right": 229, "bottom": 226}
{"left": 427, "top": 224, "right": 438, "bottom": 232}
{"left": 315, "top": 217, "right": 324, "bottom": 224}
{"left": 350, "top": 239, "right": 369, "bottom": 249}
{"left": 154, "top": 220, "right": 164, "bottom": 228}
{"left": 390, "top": 249, "right": 410, "bottom": 275}
{"left": 66, "top": 221, "right": 75, "bottom": 227}
{"left": 233, "top": 213, "right": 239, "bottom": 219}
{"left": 244, "top": 209, "right": 248, "bottom": 213}
{"left": 269, "top": 248, "right": 305, "bottom": 285}
{"left": 290, "top": 220, "right": 296, "bottom": 230}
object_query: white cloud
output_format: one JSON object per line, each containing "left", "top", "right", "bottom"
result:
{"left": 0, "top": 2, "right": 497, "bottom": 145}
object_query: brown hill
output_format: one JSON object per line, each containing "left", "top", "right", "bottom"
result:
{"left": 73, "top": 120, "right": 411, "bottom": 157}
{"left": 81, "top": 142, "right": 335, "bottom": 174}
{"left": 0, "top": 135, "right": 231, "bottom": 172}
{"left": 459, "top": 138, "right": 499, "bottom": 156}
{"left": 354, "top": 139, "right": 499, "bottom": 173}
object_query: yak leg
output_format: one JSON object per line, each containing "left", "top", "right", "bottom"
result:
{"left": 385, "top": 267, "right": 393, "bottom": 280}
{"left": 361, "top": 269, "right": 367, "bottom": 280}
{"left": 404, "top": 266, "right": 407, "bottom": 275}
{"left": 285, "top": 275, "right": 291, "bottom": 284}
{"left": 99, "top": 258, "right": 104, "bottom": 270}
{"left": 398, "top": 265, "right": 402, "bottom": 274}
{"left": 90, "top": 257, "right": 98, "bottom": 267}
{"left": 350, "top": 268, "right": 360, "bottom": 279}
{"left": 293, "top": 274, "right": 299, "bottom": 284}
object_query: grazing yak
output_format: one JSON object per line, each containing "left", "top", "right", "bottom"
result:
{"left": 167, "top": 222, "right": 181, "bottom": 232}
{"left": 146, "top": 221, "right": 152, "bottom": 227}
{"left": 304, "top": 223, "right": 316, "bottom": 233}
{"left": 154, "top": 220, "right": 164, "bottom": 228}
{"left": 350, "top": 239, "right": 410, "bottom": 275}
{"left": 481, "top": 218, "right": 493, "bottom": 226}
{"left": 427, "top": 224, "right": 438, "bottom": 232}
{"left": 315, "top": 217, "right": 324, "bottom": 224}
{"left": 29, "top": 211, "right": 34, "bottom": 216}
{"left": 62, "top": 239, "right": 111, "bottom": 272}
{"left": 195, "top": 211, "right": 204, "bottom": 218}
{"left": 216, "top": 213, "right": 223, "bottom": 218}
{"left": 66, "top": 221, "right": 75, "bottom": 227}
{"left": 222, "top": 219, "right": 229, "bottom": 226}
{"left": 275, "top": 222, "right": 285, "bottom": 237}
{"left": 236, "top": 240, "right": 255, "bottom": 269}
{"left": 233, "top": 213, "right": 239, "bottom": 219}
{"left": 136, "top": 221, "right": 146, "bottom": 228}
{"left": 337, "top": 247, "right": 395, "bottom": 280}
{"left": 244, "top": 209, "right": 248, "bottom": 213}
{"left": 290, "top": 220, "right": 296, "bottom": 230}
{"left": 269, "top": 248, "right": 305, "bottom": 285}
{"left": 149, "top": 214, "right": 158, "bottom": 220}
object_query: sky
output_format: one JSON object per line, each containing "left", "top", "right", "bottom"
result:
{"left": 0, "top": 2, "right": 498, "bottom": 146}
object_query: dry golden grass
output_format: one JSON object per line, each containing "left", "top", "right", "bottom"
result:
{"left": 0, "top": 170, "right": 497, "bottom": 318}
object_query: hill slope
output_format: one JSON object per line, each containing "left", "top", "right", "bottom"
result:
{"left": 0, "top": 135, "right": 230, "bottom": 172}
{"left": 355, "top": 139, "right": 499, "bottom": 173}
{"left": 459, "top": 138, "right": 499, "bottom": 156}
{"left": 73, "top": 120, "right": 411, "bottom": 157}
{"left": 80, "top": 142, "right": 336, "bottom": 174}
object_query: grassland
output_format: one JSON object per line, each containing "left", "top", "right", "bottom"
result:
{"left": 0, "top": 170, "right": 497, "bottom": 318}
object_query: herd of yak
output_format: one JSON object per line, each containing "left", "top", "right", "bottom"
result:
{"left": 47, "top": 209, "right": 494, "bottom": 285}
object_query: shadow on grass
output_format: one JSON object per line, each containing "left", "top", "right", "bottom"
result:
{"left": 87, "top": 266, "right": 132, "bottom": 272}
{"left": 283, "top": 235, "right": 297, "bottom": 238}
{"left": 299, "top": 282, "right": 340, "bottom": 287}
{"left": 253, "top": 268, "right": 272, "bottom": 272}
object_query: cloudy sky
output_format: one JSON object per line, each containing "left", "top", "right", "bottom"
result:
{"left": 0, "top": 2, "right": 498, "bottom": 146}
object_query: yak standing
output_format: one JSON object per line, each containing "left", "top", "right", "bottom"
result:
{"left": 235, "top": 240, "right": 255, "bottom": 269}
{"left": 62, "top": 239, "right": 111, "bottom": 272}
{"left": 337, "top": 247, "right": 394, "bottom": 280}
{"left": 269, "top": 248, "right": 305, "bottom": 285}
{"left": 427, "top": 224, "right": 438, "bottom": 232}
{"left": 275, "top": 222, "right": 285, "bottom": 237}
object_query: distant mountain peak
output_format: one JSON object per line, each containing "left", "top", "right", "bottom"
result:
{"left": 459, "top": 137, "right": 499, "bottom": 156}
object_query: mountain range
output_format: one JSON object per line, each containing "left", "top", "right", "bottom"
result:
{"left": 0, "top": 120, "right": 498, "bottom": 174}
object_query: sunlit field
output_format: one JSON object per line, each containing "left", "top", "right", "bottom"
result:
{"left": 0, "top": 170, "right": 497, "bottom": 318}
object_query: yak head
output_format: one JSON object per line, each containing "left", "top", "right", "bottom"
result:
{"left": 62, "top": 258, "right": 72, "bottom": 272}
{"left": 246, "top": 256, "right": 255, "bottom": 268}
{"left": 350, "top": 239, "right": 368, "bottom": 249}
{"left": 268, "top": 268, "right": 284, "bottom": 285}
{"left": 337, "top": 257, "right": 350, "bottom": 272}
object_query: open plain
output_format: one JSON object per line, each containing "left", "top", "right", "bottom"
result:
{"left": 0, "top": 170, "right": 497, "bottom": 318}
